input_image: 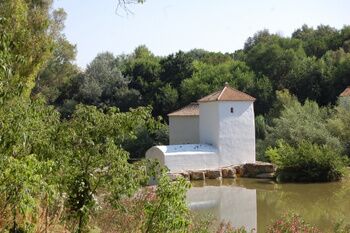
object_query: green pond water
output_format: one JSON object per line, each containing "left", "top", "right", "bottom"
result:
{"left": 187, "top": 178, "right": 350, "bottom": 232}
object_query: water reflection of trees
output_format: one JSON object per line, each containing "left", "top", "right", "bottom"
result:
{"left": 256, "top": 179, "right": 350, "bottom": 232}
{"left": 189, "top": 178, "right": 350, "bottom": 232}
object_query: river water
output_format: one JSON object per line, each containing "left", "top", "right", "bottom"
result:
{"left": 187, "top": 178, "right": 350, "bottom": 232}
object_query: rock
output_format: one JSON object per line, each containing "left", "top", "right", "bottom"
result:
{"left": 221, "top": 167, "right": 236, "bottom": 178}
{"left": 255, "top": 173, "right": 275, "bottom": 179}
{"left": 242, "top": 162, "right": 276, "bottom": 177}
{"left": 205, "top": 169, "right": 222, "bottom": 179}
{"left": 190, "top": 171, "right": 205, "bottom": 180}
{"left": 179, "top": 171, "right": 190, "bottom": 180}
{"left": 233, "top": 165, "right": 244, "bottom": 177}
{"left": 168, "top": 173, "right": 183, "bottom": 181}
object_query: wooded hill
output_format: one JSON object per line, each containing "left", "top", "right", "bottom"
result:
{"left": 35, "top": 25, "right": 350, "bottom": 121}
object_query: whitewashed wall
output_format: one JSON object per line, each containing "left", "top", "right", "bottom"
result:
{"left": 169, "top": 116, "right": 199, "bottom": 144}
{"left": 199, "top": 102, "right": 220, "bottom": 147}
{"left": 145, "top": 144, "right": 219, "bottom": 173}
{"left": 218, "top": 101, "right": 255, "bottom": 166}
{"left": 339, "top": 96, "right": 350, "bottom": 110}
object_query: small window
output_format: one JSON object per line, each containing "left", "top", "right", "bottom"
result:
{"left": 230, "top": 107, "right": 234, "bottom": 113}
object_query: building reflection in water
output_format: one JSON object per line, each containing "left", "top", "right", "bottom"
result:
{"left": 187, "top": 177, "right": 350, "bottom": 232}
{"left": 187, "top": 179, "right": 257, "bottom": 231}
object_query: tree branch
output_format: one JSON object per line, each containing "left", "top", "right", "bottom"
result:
{"left": 116, "top": 0, "right": 145, "bottom": 15}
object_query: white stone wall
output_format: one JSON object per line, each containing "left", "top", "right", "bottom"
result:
{"left": 169, "top": 116, "right": 199, "bottom": 145}
{"left": 199, "top": 102, "right": 220, "bottom": 147}
{"left": 145, "top": 144, "right": 219, "bottom": 173}
{"left": 339, "top": 96, "right": 350, "bottom": 110}
{"left": 217, "top": 101, "right": 256, "bottom": 166}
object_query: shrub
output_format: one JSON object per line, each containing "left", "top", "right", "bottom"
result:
{"left": 266, "top": 140, "right": 347, "bottom": 182}
{"left": 267, "top": 213, "right": 321, "bottom": 233}
{"left": 143, "top": 171, "right": 191, "bottom": 233}
{"left": 334, "top": 220, "right": 350, "bottom": 233}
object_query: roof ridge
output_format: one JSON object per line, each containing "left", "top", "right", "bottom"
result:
{"left": 198, "top": 84, "right": 255, "bottom": 102}
{"left": 217, "top": 86, "right": 226, "bottom": 100}
{"left": 167, "top": 102, "right": 199, "bottom": 116}
{"left": 340, "top": 86, "right": 350, "bottom": 97}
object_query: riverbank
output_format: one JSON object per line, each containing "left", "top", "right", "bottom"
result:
{"left": 168, "top": 161, "right": 276, "bottom": 181}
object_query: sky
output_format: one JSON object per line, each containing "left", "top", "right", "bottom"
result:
{"left": 53, "top": 0, "right": 350, "bottom": 69}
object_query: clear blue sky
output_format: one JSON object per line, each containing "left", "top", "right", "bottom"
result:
{"left": 54, "top": 0, "right": 350, "bottom": 68}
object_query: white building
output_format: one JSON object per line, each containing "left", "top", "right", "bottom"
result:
{"left": 168, "top": 102, "right": 200, "bottom": 144}
{"left": 339, "top": 86, "right": 350, "bottom": 109}
{"left": 146, "top": 84, "right": 256, "bottom": 173}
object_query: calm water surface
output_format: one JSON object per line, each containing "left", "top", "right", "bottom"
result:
{"left": 187, "top": 178, "right": 350, "bottom": 232}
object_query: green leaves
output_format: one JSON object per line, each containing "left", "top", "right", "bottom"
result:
{"left": 0, "top": 155, "right": 56, "bottom": 230}
{"left": 57, "top": 105, "right": 166, "bottom": 231}
{"left": 0, "top": 0, "right": 53, "bottom": 102}
{"left": 265, "top": 90, "right": 341, "bottom": 150}
{"left": 266, "top": 140, "right": 346, "bottom": 182}
{"left": 143, "top": 170, "right": 191, "bottom": 233}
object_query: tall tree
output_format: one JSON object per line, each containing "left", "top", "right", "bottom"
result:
{"left": 32, "top": 8, "right": 80, "bottom": 104}
{"left": 0, "top": 0, "right": 54, "bottom": 102}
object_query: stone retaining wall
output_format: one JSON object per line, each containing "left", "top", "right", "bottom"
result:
{"left": 168, "top": 161, "right": 276, "bottom": 181}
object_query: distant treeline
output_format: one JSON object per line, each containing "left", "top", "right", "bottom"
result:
{"left": 34, "top": 24, "right": 350, "bottom": 121}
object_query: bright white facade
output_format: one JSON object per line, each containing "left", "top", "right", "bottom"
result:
{"left": 145, "top": 144, "right": 219, "bottom": 172}
{"left": 146, "top": 84, "right": 256, "bottom": 172}
{"left": 168, "top": 102, "right": 200, "bottom": 145}
{"left": 169, "top": 116, "right": 199, "bottom": 144}
{"left": 339, "top": 86, "right": 350, "bottom": 110}
{"left": 199, "top": 100, "right": 256, "bottom": 166}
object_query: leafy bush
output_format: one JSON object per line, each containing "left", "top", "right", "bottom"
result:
{"left": 91, "top": 167, "right": 191, "bottom": 233}
{"left": 334, "top": 220, "right": 350, "bottom": 233}
{"left": 266, "top": 91, "right": 341, "bottom": 150}
{"left": 328, "top": 104, "right": 350, "bottom": 156}
{"left": 266, "top": 140, "right": 347, "bottom": 182}
{"left": 143, "top": 170, "right": 191, "bottom": 233}
{"left": 267, "top": 213, "right": 321, "bottom": 233}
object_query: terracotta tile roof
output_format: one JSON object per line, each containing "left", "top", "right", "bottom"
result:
{"left": 168, "top": 102, "right": 199, "bottom": 116}
{"left": 198, "top": 83, "right": 256, "bottom": 102}
{"left": 340, "top": 86, "right": 350, "bottom": 97}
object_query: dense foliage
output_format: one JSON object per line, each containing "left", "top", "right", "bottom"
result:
{"left": 0, "top": 1, "right": 187, "bottom": 232}
{"left": 259, "top": 90, "right": 349, "bottom": 182}
{"left": 46, "top": 25, "right": 350, "bottom": 120}
{"left": 268, "top": 213, "right": 321, "bottom": 233}
{"left": 267, "top": 140, "right": 346, "bottom": 182}
{"left": 1, "top": 0, "right": 350, "bottom": 231}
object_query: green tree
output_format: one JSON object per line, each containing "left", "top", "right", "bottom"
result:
{"left": 32, "top": 8, "right": 79, "bottom": 104}
{"left": 76, "top": 52, "right": 141, "bottom": 111}
{"left": 244, "top": 31, "right": 306, "bottom": 90}
{"left": 154, "top": 84, "right": 179, "bottom": 119}
{"left": 267, "top": 140, "right": 346, "bottom": 182}
{"left": 57, "top": 105, "right": 167, "bottom": 231}
{"left": 0, "top": 0, "right": 54, "bottom": 102}
{"left": 328, "top": 103, "right": 350, "bottom": 156}
{"left": 292, "top": 24, "right": 342, "bottom": 58}
{"left": 0, "top": 155, "right": 55, "bottom": 232}
{"left": 0, "top": 1, "right": 61, "bottom": 230}
{"left": 159, "top": 51, "right": 194, "bottom": 89}
{"left": 124, "top": 46, "right": 162, "bottom": 113}
{"left": 143, "top": 169, "right": 190, "bottom": 233}
{"left": 0, "top": 98, "right": 60, "bottom": 231}
{"left": 265, "top": 90, "right": 341, "bottom": 150}
{"left": 181, "top": 60, "right": 255, "bottom": 104}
